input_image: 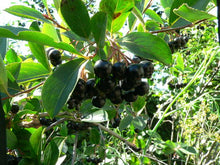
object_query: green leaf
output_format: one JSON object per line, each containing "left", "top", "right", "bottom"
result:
{"left": 173, "top": 3, "right": 216, "bottom": 23}
{"left": 169, "top": 0, "right": 210, "bottom": 27}
{"left": 112, "top": 12, "right": 130, "bottom": 32}
{"left": 177, "top": 143, "right": 197, "bottom": 155}
{"left": 42, "top": 58, "right": 86, "bottom": 117}
{"left": 117, "top": 32, "right": 172, "bottom": 65}
{"left": 60, "top": 0, "right": 91, "bottom": 38}
{"left": 0, "top": 37, "right": 7, "bottom": 59}
{"left": 162, "top": 140, "right": 176, "bottom": 155}
{"left": 132, "top": 116, "right": 146, "bottom": 130}
{"left": 6, "top": 129, "right": 18, "bottom": 149}
{"left": 175, "top": 53, "right": 184, "bottom": 72}
{"left": 145, "top": 9, "right": 163, "bottom": 24}
{"left": 52, "top": 137, "right": 67, "bottom": 156}
{"left": 145, "top": 20, "right": 161, "bottom": 31}
{"left": 119, "top": 115, "right": 133, "bottom": 131}
{"left": 62, "top": 31, "right": 86, "bottom": 42}
{"left": 131, "top": 96, "right": 146, "bottom": 112}
{"left": 91, "top": 12, "right": 107, "bottom": 48}
{"left": 0, "top": 26, "right": 81, "bottom": 56}
{"left": 44, "top": 140, "right": 59, "bottom": 165}
{"left": 89, "top": 128, "right": 100, "bottom": 144}
{"left": 42, "top": 23, "right": 60, "bottom": 42}
{"left": 5, "top": 49, "right": 21, "bottom": 63}
{"left": 17, "top": 62, "right": 50, "bottom": 83}
{"left": 81, "top": 110, "right": 109, "bottom": 123}
{"left": 5, "top": 62, "right": 21, "bottom": 79}
{"left": 30, "top": 127, "right": 43, "bottom": 157}
{"left": 160, "top": 0, "right": 174, "bottom": 9}
{"left": 7, "top": 70, "right": 20, "bottom": 95}
{"left": 4, "top": 5, "right": 50, "bottom": 23}
{"left": 24, "top": 98, "right": 41, "bottom": 112}
{"left": 0, "top": 55, "right": 9, "bottom": 95}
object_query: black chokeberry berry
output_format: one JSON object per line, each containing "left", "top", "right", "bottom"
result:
{"left": 134, "top": 81, "right": 149, "bottom": 96}
{"left": 96, "top": 77, "right": 116, "bottom": 94}
{"left": 126, "top": 64, "right": 144, "bottom": 80}
{"left": 11, "top": 104, "right": 19, "bottom": 114}
{"left": 121, "top": 78, "right": 141, "bottom": 91}
{"left": 140, "top": 61, "right": 154, "bottom": 78}
{"left": 92, "top": 96, "right": 106, "bottom": 108}
{"left": 108, "top": 86, "right": 123, "bottom": 104}
{"left": 85, "top": 78, "right": 98, "bottom": 98}
{"left": 48, "top": 49, "right": 62, "bottom": 66}
{"left": 94, "top": 60, "right": 112, "bottom": 78}
{"left": 132, "top": 56, "right": 141, "bottom": 63}
{"left": 123, "top": 91, "right": 138, "bottom": 102}
{"left": 112, "top": 62, "right": 126, "bottom": 80}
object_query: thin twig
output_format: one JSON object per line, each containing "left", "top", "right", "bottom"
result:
{"left": 93, "top": 123, "right": 140, "bottom": 151}
{"left": 1, "top": 81, "right": 45, "bottom": 100}
{"left": 45, "top": 118, "right": 66, "bottom": 132}
{"left": 43, "top": 14, "right": 69, "bottom": 31}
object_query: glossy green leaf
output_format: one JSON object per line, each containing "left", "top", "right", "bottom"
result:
{"left": 145, "top": 20, "right": 160, "bottom": 31}
{"left": 160, "top": 0, "right": 174, "bottom": 9}
{"left": 6, "top": 129, "right": 18, "bottom": 149}
{"left": 5, "top": 5, "right": 50, "bottom": 23}
{"left": 173, "top": 3, "right": 216, "bottom": 23}
{"left": 24, "top": 98, "right": 41, "bottom": 112}
{"left": 162, "top": 140, "right": 176, "bottom": 155}
{"left": 177, "top": 143, "right": 197, "bottom": 155}
{"left": 175, "top": 53, "right": 184, "bottom": 72}
{"left": 145, "top": 9, "right": 163, "bottom": 24}
{"left": 119, "top": 115, "right": 133, "bottom": 131}
{"left": 132, "top": 116, "right": 146, "bottom": 130}
{"left": 118, "top": 32, "right": 172, "bottom": 65}
{"left": 42, "top": 58, "right": 85, "bottom": 117}
{"left": 17, "top": 62, "right": 50, "bottom": 83}
{"left": 5, "top": 49, "right": 21, "bottom": 63}
{"left": 60, "top": 0, "right": 91, "bottom": 38}
{"left": 62, "top": 31, "right": 85, "bottom": 42}
{"left": 82, "top": 110, "right": 109, "bottom": 122}
{"left": 6, "top": 62, "right": 21, "bottom": 79}
{"left": 89, "top": 128, "right": 100, "bottom": 144}
{"left": 169, "top": 0, "right": 210, "bottom": 27}
{"left": 42, "top": 23, "right": 60, "bottom": 42}
{"left": 0, "top": 26, "right": 81, "bottom": 55}
{"left": 0, "top": 37, "right": 7, "bottom": 59}
{"left": 7, "top": 70, "right": 20, "bottom": 94}
{"left": 30, "top": 127, "right": 43, "bottom": 157}
{"left": 44, "top": 140, "right": 59, "bottom": 165}
{"left": 0, "top": 55, "right": 8, "bottom": 95}
{"left": 52, "top": 137, "right": 67, "bottom": 156}
{"left": 91, "top": 12, "right": 107, "bottom": 48}
{"left": 112, "top": 12, "right": 130, "bottom": 32}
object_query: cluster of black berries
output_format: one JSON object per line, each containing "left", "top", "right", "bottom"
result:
{"left": 39, "top": 118, "right": 57, "bottom": 126}
{"left": 67, "top": 59, "right": 154, "bottom": 109}
{"left": 86, "top": 157, "right": 102, "bottom": 164}
{"left": 10, "top": 104, "right": 19, "bottom": 114}
{"left": 46, "top": 48, "right": 62, "bottom": 67}
{"left": 67, "top": 121, "right": 91, "bottom": 133}
{"left": 168, "top": 82, "right": 187, "bottom": 90}
{"left": 168, "top": 36, "right": 189, "bottom": 53}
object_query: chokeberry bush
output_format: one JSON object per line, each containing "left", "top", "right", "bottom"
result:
{"left": 0, "top": 0, "right": 219, "bottom": 164}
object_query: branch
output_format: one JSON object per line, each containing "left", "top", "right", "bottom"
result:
{"left": 45, "top": 118, "right": 66, "bottom": 132}
{"left": 93, "top": 123, "right": 141, "bottom": 152}
{"left": 43, "top": 14, "right": 69, "bottom": 31}
{"left": 1, "top": 81, "right": 45, "bottom": 101}
{"left": 150, "top": 19, "right": 207, "bottom": 34}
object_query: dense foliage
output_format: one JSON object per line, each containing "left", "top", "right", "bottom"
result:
{"left": 0, "top": 0, "right": 219, "bottom": 164}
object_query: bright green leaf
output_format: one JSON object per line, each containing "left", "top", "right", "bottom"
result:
{"left": 52, "top": 137, "right": 67, "bottom": 156}
{"left": 5, "top": 5, "right": 51, "bottom": 23}
{"left": 91, "top": 12, "right": 107, "bottom": 48}
{"left": 42, "top": 58, "right": 86, "bottom": 117}
{"left": 0, "top": 55, "right": 9, "bottom": 95}
{"left": 112, "top": 12, "right": 130, "bottom": 32}
{"left": 6, "top": 62, "right": 21, "bottom": 79}
{"left": 17, "top": 62, "right": 50, "bottom": 83}
{"left": 117, "top": 32, "right": 172, "bottom": 65}
{"left": 132, "top": 116, "right": 146, "bottom": 130}
{"left": 145, "top": 9, "right": 163, "bottom": 24}
{"left": 60, "top": 0, "right": 91, "bottom": 38}
{"left": 132, "top": 96, "right": 146, "bottom": 112}
{"left": 160, "top": 0, "right": 174, "bottom": 9}
{"left": 173, "top": 3, "right": 216, "bottom": 23}
{"left": 119, "top": 115, "right": 133, "bottom": 131}
{"left": 5, "top": 49, "right": 21, "bottom": 63}
{"left": 0, "top": 26, "right": 81, "bottom": 56}
{"left": 30, "top": 127, "right": 43, "bottom": 157}
{"left": 175, "top": 53, "right": 184, "bottom": 72}
{"left": 42, "top": 23, "right": 60, "bottom": 42}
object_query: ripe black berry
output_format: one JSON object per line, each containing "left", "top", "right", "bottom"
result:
{"left": 11, "top": 104, "right": 19, "bottom": 114}
{"left": 126, "top": 64, "right": 144, "bottom": 80}
{"left": 132, "top": 56, "right": 141, "bottom": 63}
{"left": 112, "top": 62, "right": 126, "bottom": 80}
{"left": 107, "top": 86, "right": 123, "bottom": 104}
{"left": 94, "top": 60, "right": 112, "bottom": 78}
{"left": 123, "top": 91, "right": 138, "bottom": 102}
{"left": 140, "top": 61, "right": 154, "bottom": 78}
{"left": 48, "top": 49, "right": 62, "bottom": 66}
{"left": 96, "top": 77, "right": 116, "bottom": 94}
{"left": 121, "top": 78, "right": 141, "bottom": 91}
{"left": 134, "top": 81, "right": 149, "bottom": 96}
{"left": 92, "top": 96, "right": 106, "bottom": 108}
{"left": 85, "top": 78, "right": 98, "bottom": 98}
